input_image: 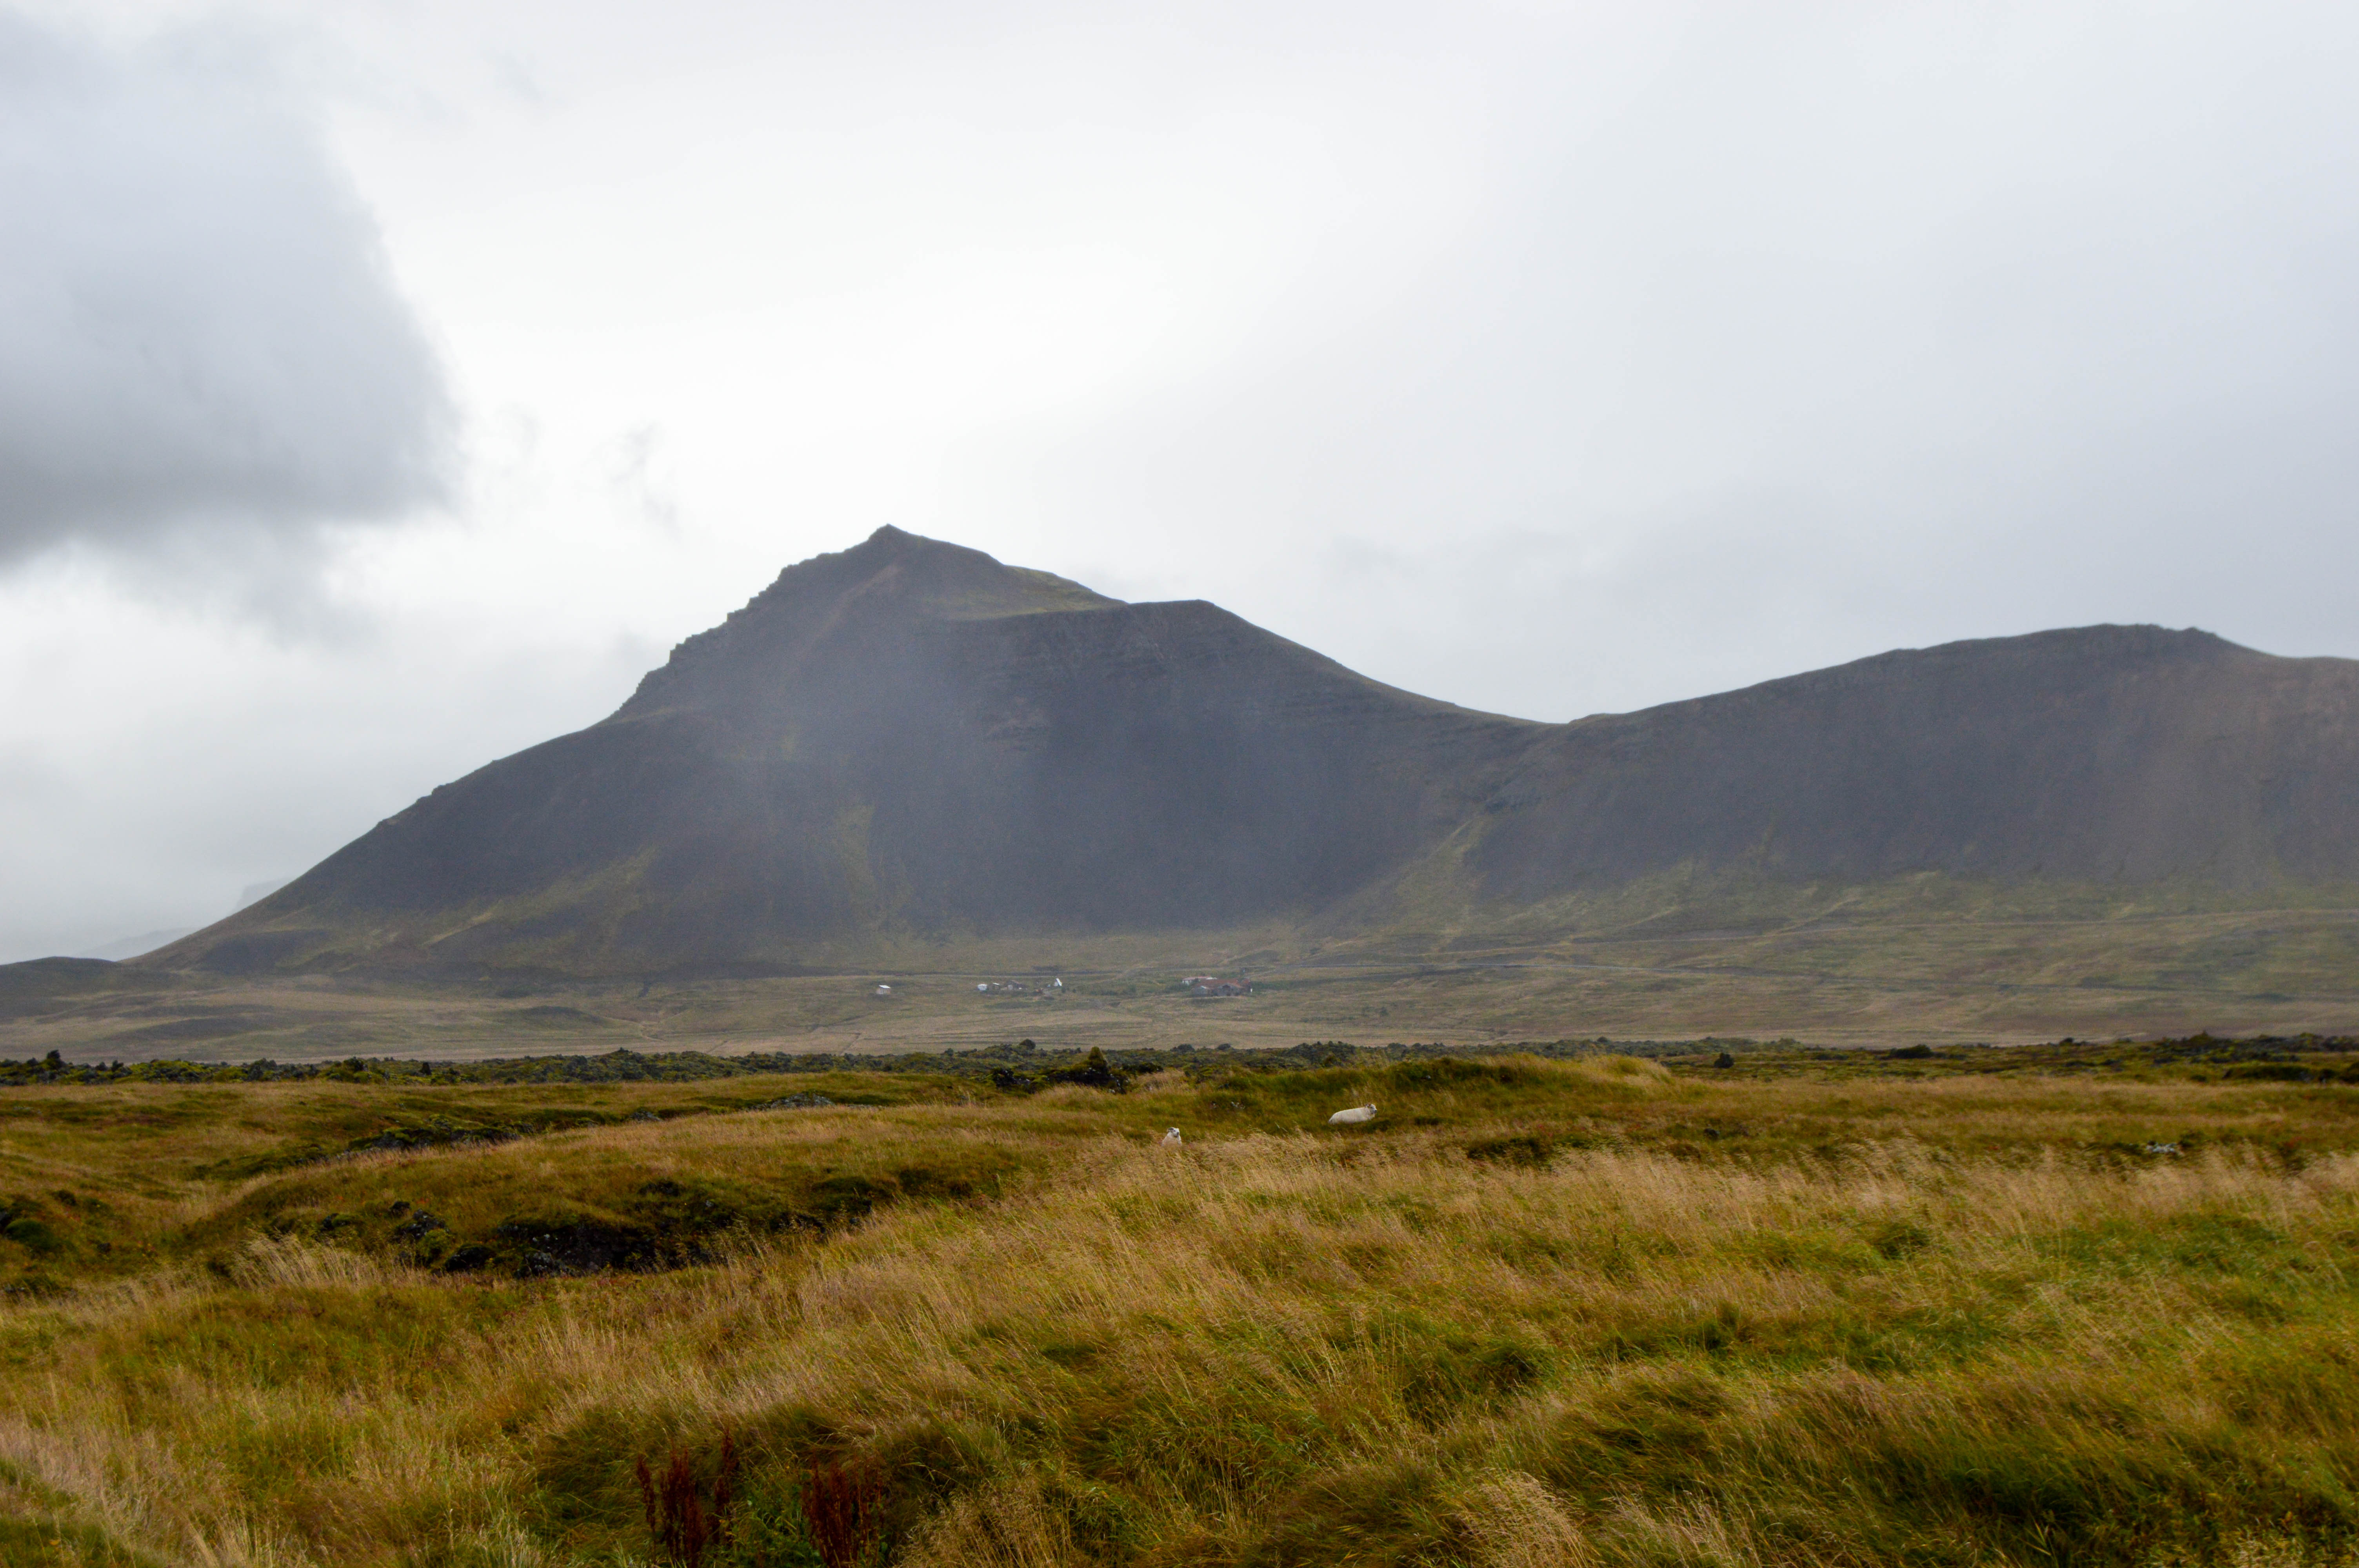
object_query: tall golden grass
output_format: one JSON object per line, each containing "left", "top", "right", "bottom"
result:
{"left": 5, "top": 1098, "right": 2357, "bottom": 1565}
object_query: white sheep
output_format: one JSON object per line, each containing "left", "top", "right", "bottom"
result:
{"left": 1162, "top": 1127, "right": 1184, "bottom": 1145}
{"left": 1327, "top": 1104, "right": 1377, "bottom": 1125}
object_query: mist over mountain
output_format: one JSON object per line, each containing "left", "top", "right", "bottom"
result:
{"left": 150, "top": 529, "right": 2359, "bottom": 977}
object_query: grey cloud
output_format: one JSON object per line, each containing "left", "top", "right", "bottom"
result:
{"left": 0, "top": 13, "right": 454, "bottom": 567}
{"left": 604, "top": 425, "right": 681, "bottom": 536}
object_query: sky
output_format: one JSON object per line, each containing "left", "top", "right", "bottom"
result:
{"left": 3, "top": 0, "right": 2356, "bottom": 960}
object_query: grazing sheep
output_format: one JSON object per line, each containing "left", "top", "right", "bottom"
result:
{"left": 1162, "top": 1127, "right": 1184, "bottom": 1145}
{"left": 1328, "top": 1104, "right": 1377, "bottom": 1125}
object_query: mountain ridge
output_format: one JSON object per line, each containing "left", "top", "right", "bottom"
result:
{"left": 1469, "top": 620, "right": 2359, "bottom": 898}
{"left": 138, "top": 528, "right": 2359, "bottom": 978}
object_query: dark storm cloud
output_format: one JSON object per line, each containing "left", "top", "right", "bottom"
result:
{"left": 0, "top": 13, "right": 454, "bottom": 566}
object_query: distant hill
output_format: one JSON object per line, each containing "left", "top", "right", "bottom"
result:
{"left": 62, "top": 881, "right": 285, "bottom": 964}
{"left": 146, "top": 528, "right": 2359, "bottom": 978}
{"left": 75, "top": 928, "right": 195, "bottom": 962}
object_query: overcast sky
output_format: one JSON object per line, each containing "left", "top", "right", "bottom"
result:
{"left": 4, "top": 0, "right": 2356, "bottom": 960}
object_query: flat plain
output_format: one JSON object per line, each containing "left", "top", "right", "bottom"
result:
{"left": 11, "top": 875, "right": 2359, "bottom": 1068}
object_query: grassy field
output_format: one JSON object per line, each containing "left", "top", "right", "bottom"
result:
{"left": 8, "top": 876, "right": 2359, "bottom": 1071}
{"left": 5, "top": 1041, "right": 2359, "bottom": 1566}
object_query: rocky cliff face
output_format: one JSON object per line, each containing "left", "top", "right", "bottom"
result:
{"left": 150, "top": 529, "right": 2359, "bottom": 976}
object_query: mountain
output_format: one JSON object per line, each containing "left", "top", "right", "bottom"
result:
{"left": 62, "top": 881, "right": 287, "bottom": 963}
{"left": 73, "top": 928, "right": 196, "bottom": 962}
{"left": 1472, "top": 624, "right": 2359, "bottom": 898}
{"left": 148, "top": 528, "right": 2359, "bottom": 978}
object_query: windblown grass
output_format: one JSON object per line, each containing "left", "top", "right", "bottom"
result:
{"left": 2, "top": 1053, "right": 2357, "bottom": 1564}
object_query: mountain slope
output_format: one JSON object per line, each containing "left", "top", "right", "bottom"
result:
{"left": 1470, "top": 625, "right": 2359, "bottom": 898}
{"left": 148, "top": 530, "right": 2359, "bottom": 978}
{"left": 158, "top": 529, "right": 1530, "bottom": 974}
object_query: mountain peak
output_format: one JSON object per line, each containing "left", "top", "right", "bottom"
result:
{"left": 620, "top": 531, "right": 1120, "bottom": 719}
{"left": 755, "top": 527, "right": 1117, "bottom": 620}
